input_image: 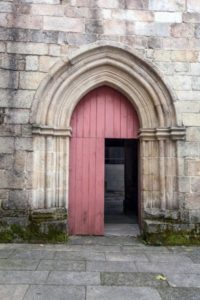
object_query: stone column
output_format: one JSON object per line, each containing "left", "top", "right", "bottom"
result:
{"left": 139, "top": 127, "right": 185, "bottom": 218}
{"left": 32, "top": 126, "right": 71, "bottom": 209}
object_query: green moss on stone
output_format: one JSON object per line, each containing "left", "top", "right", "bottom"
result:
{"left": 143, "top": 231, "right": 200, "bottom": 246}
{"left": 0, "top": 229, "right": 13, "bottom": 242}
{"left": 0, "top": 222, "right": 68, "bottom": 243}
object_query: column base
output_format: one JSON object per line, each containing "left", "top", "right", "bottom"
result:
{"left": 143, "top": 219, "right": 200, "bottom": 246}
{"left": 0, "top": 208, "right": 67, "bottom": 243}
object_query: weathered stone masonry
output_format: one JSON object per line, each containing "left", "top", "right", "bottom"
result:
{"left": 0, "top": 0, "right": 200, "bottom": 241}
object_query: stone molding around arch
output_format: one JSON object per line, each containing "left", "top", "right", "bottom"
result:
{"left": 31, "top": 41, "right": 185, "bottom": 227}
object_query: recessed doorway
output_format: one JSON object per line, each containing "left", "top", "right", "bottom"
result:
{"left": 68, "top": 86, "right": 140, "bottom": 235}
{"left": 104, "top": 138, "right": 140, "bottom": 236}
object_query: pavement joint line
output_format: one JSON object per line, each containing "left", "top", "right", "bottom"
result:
{"left": 22, "top": 284, "right": 30, "bottom": 300}
{"left": 35, "top": 259, "right": 42, "bottom": 271}
{"left": 45, "top": 270, "right": 51, "bottom": 283}
{"left": 85, "top": 286, "right": 87, "bottom": 300}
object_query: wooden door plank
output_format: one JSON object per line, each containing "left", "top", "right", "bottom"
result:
{"left": 74, "top": 137, "right": 83, "bottom": 234}
{"left": 88, "top": 138, "right": 96, "bottom": 233}
{"left": 120, "top": 95, "right": 128, "bottom": 138}
{"left": 68, "top": 137, "right": 76, "bottom": 234}
{"left": 127, "top": 102, "right": 134, "bottom": 138}
{"left": 95, "top": 138, "right": 104, "bottom": 235}
{"left": 83, "top": 96, "right": 90, "bottom": 138}
{"left": 81, "top": 137, "right": 90, "bottom": 233}
{"left": 90, "top": 90, "right": 97, "bottom": 138}
{"left": 96, "top": 87, "right": 105, "bottom": 138}
{"left": 105, "top": 87, "right": 114, "bottom": 138}
{"left": 76, "top": 102, "right": 84, "bottom": 138}
{"left": 113, "top": 89, "right": 121, "bottom": 138}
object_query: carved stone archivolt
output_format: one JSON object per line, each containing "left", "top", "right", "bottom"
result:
{"left": 31, "top": 41, "right": 185, "bottom": 219}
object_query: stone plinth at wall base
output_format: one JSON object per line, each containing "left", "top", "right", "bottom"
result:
{"left": 143, "top": 219, "right": 200, "bottom": 246}
{"left": 0, "top": 208, "right": 68, "bottom": 243}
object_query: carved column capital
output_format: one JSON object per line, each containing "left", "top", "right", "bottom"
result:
{"left": 139, "top": 127, "right": 186, "bottom": 141}
{"left": 32, "top": 125, "right": 72, "bottom": 137}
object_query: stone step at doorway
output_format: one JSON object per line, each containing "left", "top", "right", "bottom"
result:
{"left": 104, "top": 224, "right": 140, "bottom": 237}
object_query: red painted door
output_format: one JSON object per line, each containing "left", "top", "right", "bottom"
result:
{"left": 69, "top": 86, "right": 139, "bottom": 235}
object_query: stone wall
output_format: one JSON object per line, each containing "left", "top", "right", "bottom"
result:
{"left": 0, "top": 0, "right": 200, "bottom": 238}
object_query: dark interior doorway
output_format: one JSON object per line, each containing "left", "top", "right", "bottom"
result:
{"left": 104, "top": 139, "right": 138, "bottom": 225}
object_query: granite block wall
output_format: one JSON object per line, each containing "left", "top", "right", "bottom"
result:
{"left": 0, "top": 0, "right": 199, "bottom": 230}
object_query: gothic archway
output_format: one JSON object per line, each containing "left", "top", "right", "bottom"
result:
{"left": 31, "top": 41, "right": 185, "bottom": 227}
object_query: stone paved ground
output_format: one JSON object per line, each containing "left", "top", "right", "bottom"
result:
{"left": 0, "top": 236, "right": 200, "bottom": 300}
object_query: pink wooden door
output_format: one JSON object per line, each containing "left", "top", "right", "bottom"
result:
{"left": 69, "top": 86, "right": 139, "bottom": 235}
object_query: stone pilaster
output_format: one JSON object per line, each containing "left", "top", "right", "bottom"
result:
{"left": 32, "top": 125, "right": 71, "bottom": 209}
{"left": 139, "top": 127, "right": 185, "bottom": 218}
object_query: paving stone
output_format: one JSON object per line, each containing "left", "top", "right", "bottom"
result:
{"left": 87, "top": 286, "right": 162, "bottom": 300}
{"left": 166, "top": 273, "right": 200, "bottom": 288}
{"left": 64, "top": 244, "right": 121, "bottom": 252}
{"left": 47, "top": 271, "right": 100, "bottom": 285}
{"left": 55, "top": 250, "right": 105, "bottom": 261}
{"left": 0, "top": 259, "right": 39, "bottom": 270}
{"left": 0, "top": 249, "right": 14, "bottom": 259}
{"left": 0, "top": 240, "right": 198, "bottom": 299}
{"left": 0, "top": 271, "right": 48, "bottom": 284}
{"left": 185, "top": 252, "right": 200, "bottom": 263}
{"left": 0, "top": 285, "right": 29, "bottom": 300}
{"left": 105, "top": 252, "right": 148, "bottom": 262}
{"left": 122, "top": 246, "right": 170, "bottom": 253}
{"left": 87, "top": 261, "right": 137, "bottom": 272}
{"left": 136, "top": 262, "right": 200, "bottom": 274}
{"left": 157, "top": 287, "right": 200, "bottom": 300}
{"left": 12, "top": 250, "right": 55, "bottom": 260}
{"left": 37, "top": 259, "right": 85, "bottom": 271}
{"left": 24, "top": 285, "right": 85, "bottom": 300}
{"left": 146, "top": 254, "right": 193, "bottom": 263}
{"left": 101, "top": 272, "right": 169, "bottom": 287}
{"left": 68, "top": 236, "right": 139, "bottom": 246}
{"left": 105, "top": 224, "right": 140, "bottom": 236}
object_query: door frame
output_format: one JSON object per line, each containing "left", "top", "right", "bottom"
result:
{"left": 104, "top": 138, "right": 140, "bottom": 228}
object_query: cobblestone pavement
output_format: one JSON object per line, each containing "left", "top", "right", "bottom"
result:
{"left": 0, "top": 237, "right": 200, "bottom": 300}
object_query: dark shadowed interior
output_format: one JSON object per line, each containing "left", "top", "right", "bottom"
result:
{"left": 104, "top": 139, "right": 138, "bottom": 225}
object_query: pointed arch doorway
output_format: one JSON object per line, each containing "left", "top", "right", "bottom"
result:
{"left": 68, "top": 86, "right": 139, "bottom": 235}
{"left": 32, "top": 42, "right": 186, "bottom": 238}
